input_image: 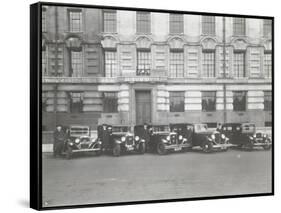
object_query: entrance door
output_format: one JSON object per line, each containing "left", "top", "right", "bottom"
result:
{"left": 135, "top": 91, "right": 151, "bottom": 125}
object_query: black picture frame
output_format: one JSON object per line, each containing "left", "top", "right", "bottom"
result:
{"left": 30, "top": 1, "right": 274, "bottom": 210}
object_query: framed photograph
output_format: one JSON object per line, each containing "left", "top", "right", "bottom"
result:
{"left": 30, "top": 1, "right": 274, "bottom": 210}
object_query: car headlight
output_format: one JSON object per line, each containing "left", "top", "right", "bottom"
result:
{"left": 249, "top": 136, "right": 253, "bottom": 140}
{"left": 253, "top": 134, "right": 256, "bottom": 138}
{"left": 121, "top": 136, "right": 126, "bottom": 142}
{"left": 221, "top": 134, "right": 226, "bottom": 139}
{"left": 75, "top": 138, "right": 80, "bottom": 143}
{"left": 166, "top": 136, "right": 170, "bottom": 141}
{"left": 135, "top": 136, "right": 140, "bottom": 141}
{"left": 179, "top": 135, "right": 183, "bottom": 140}
{"left": 263, "top": 134, "right": 267, "bottom": 138}
{"left": 69, "top": 142, "right": 74, "bottom": 146}
{"left": 211, "top": 134, "right": 215, "bottom": 140}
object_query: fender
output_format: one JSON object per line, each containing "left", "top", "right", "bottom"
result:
{"left": 161, "top": 138, "right": 169, "bottom": 144}
{"left": 114, "top": 140, "right": 122, "bottom": 144}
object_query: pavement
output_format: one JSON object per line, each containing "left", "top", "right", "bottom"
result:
{"left": 42, "top": 148, "right": 272, "bottom": 207}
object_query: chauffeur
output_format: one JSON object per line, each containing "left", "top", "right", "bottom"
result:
{"left": 53, "top": 125, "right": 67, "bottom": 157}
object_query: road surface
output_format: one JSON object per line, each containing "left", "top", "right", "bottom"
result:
{"left": 42, "top": 149, "right": 272, "bottom": 207}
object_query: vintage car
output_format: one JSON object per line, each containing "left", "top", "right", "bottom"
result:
{"left": 144, "top": 124, "right": 191, "bottom": 155}
{"left": 192, "top": 123, "right": 231, "bottom": 152}
{"left": 98, "top": 124, "right": 146, "bottom": 156}
{"left": 221, "top": 123, "right": 272, "bottom": 150}
{"left": 62, "top": 125, "right": 102, "bottom": 159}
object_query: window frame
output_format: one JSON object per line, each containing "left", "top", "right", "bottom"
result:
{"left": 69, "top": 48, "right": 83, "bottom": 77}
{"left": 202, "top": 50, "right": 216, "bottom": 78}
{"left": 202, "top": 16, "right": 216, "bottom": 36}
{"left": 169, "top": 91, "right": 185, "bottom": 112}
{"left": 137, "top": 49, "right": 151, "bottom": 76}
{"left": 233, "top": 18, "right": 246, "bottom": 36}
{"left": 42, "top": 7, "right": 47, "bottom": 32}
{"left": 104, "top": 49, "right": 118, "bottom": 77}
{"left": 68, "top": 9, "right": 83, "bottom": 33}
{"left": 169, "top": 14, "right": 184, "bottom": 34}
{"left": 264, "top": 91, "right": 272, "bottom": 111}
{"left": 69, "top": 92, "right": 84, "bottom": 113}
{"left": 169, "top": 49, "right": 184, "bottom": 77}
{"left": 263, "top": 19, "right": 272, "bottom": 38}
{"left": 136, "top": 11, "right": 151, "bottom": 34}
{"left": 233, "top": 51, "right": 246, "bottom": 78}
{"left": 233, "top": 91, "right": 247, "bottom": 111}
{"left": 103, "top": 10, "right": 117, "bottom": 33}
{"left": 264, "top": 51, "right": 272, "bottom": 78}
{"left": 103, "top": 92, "right": 118, "bottom": 113}
{"left": 202, "top": 91, "right": 216, "bottom": 112}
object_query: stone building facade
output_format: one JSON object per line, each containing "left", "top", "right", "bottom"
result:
{"left": 42, "top": 6, "right": 272, "bottom": 131}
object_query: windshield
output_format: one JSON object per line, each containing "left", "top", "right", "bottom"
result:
{"left": 111, "top": 126, "right": 130, "bottom": 133}
{"left": 151, "top": 125, "right": 170, "bottom": 132}
{"left": 194, "top": 124, "right": 208, "bottom": 132}
{"left": 242, "top": 124, "right": 255, "bottom": 133}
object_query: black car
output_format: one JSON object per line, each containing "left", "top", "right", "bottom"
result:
{"left": 98, "top": 124, "right": 146, "bottom": 156}
{"left": 144, "top": 124, "right": 191, "bottom": 155}
{"left": 62, "top": 125, "right": 102, "bottom": 159}
{"left": 192, "top": 123, "right": 231, "bottom": 152}
{"left": 221, "top": 123, "right": 272, "bottom": 150}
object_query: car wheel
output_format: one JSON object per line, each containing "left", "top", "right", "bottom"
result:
{"left": 113, "top": 144, "right": 121, "bottom": 156}
{"left": 138, "top": 143, "right": 146, "bottom": 154}
{"left": 263, "top": 144, "right": 271, "bottom": 150}
{"left": 157, "top": 142, "right": 167, "bottom": 155}
{"left": 95, "top": 143, "right": 102, "bottom": 156}
{"left": 66, "top": 147, "right": 73, "bottom": 159}
{"left": 202, "top": 141, "right": 213, "bottom": 153}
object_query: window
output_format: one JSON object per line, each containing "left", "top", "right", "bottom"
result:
{"left": 70, "top": 50, "right": 83, "bottom": 77}
{"left": 42, "top": 92, "right": 47, "bottom": 112}
{"left": 233, "top": 91, "right": 247, "bottom": 111}
{"left": 169, "top": 14, "right": 183, "bottom": 34}
{"left": 68, "top": 10, "right": 82, "bottom": 32}
{"left": 42, "top": 46, "right": 47, "bottom": 76}
{"left": 136, "top": 12, "right": 151, "bottom": 34}
{"left": 105, "top": 50, "right": 117, "bottom": 77}
{"left": 233, "top": 51, "right": 245, "bottom": 78}
{"left": 202, "top": 50, "right": 215, "bottom": 78}
{"left": 264, "top": 91, "right": 272, "bottom": 111}
{"left": 137, "top": 50, "right": 151, "bottom": 76}
{"left": 263, "top": 19, "right": 272, "bottom": 37}
{"left": 264, "top": 51, "right": 272, "bottom": 78}
{"left": 103, "top": 92, "right": 118, "bottom": 113}
{"left": 169, "top": 91, "right": 184, "bottom": 112}
{"left": 265, "top": 122, "right": 272, "bottom": 127}
{"left": 103, "top": 10, "right": 116, "bottom": 33}
{"left": 202, "top": 16, "right": 215, "bottom": 35}
{"left": 69, "top": 92, "right": 83, "bottom": 113}
{"left": 202, "top": 91, "right": 216, "bottom": 112}
{"left": 169, "top": 50, "right": 184, "bottom": 77}
{"left": 233, "top": 18, "right": 246, "bottom": 36}
{"left": 42, "top": 7, "right": 47, "bottom": 32}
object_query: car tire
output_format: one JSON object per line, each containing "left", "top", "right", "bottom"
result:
{"left": 95, "top": 143, "right": 102, "bottom": 156}
{"left": 263, "top": 144, "right": 271, "bottom": 150}
{"left": 138, "top": 143, "right": 146, "bottom": 154}
{"left": 202, "top": 141, "right": 213, "bottom": 153}
{"left": 157, "top": 142, "right": 167, "bottom": 155}
{"left": 66, "top": 146, "right": 73, "bottom": 159}
{"left": 113, "top": 144, "right": 121, "bottom": 157}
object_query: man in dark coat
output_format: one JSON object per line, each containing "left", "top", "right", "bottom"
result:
{"left": 53, "top": 125, "right": 67, "bottom": 157}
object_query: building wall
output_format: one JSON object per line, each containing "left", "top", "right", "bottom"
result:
{"left": 42, "top": 7, "right": 272, "bottom": 131}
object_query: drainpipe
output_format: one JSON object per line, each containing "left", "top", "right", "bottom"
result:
{"left": 53, "top": 7, "right": 59, "bottom": 127}
{"left": 222, "top": 16, "right": 227, "bottom": 124}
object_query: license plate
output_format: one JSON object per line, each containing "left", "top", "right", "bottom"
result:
{"left": 174, "top": 147, "right": 182, "bottom": 151}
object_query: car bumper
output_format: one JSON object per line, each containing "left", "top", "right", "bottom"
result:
{"left": 164, "top": 143, "right": 192, "bottom": 151}
{"left": 71, "top": 148, "right": 101, "bottom": 153}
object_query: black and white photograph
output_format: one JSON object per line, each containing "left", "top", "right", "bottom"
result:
{"left": 30, "top": 1, "right": 273, "bottom": 210}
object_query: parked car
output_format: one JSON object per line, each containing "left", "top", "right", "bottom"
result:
{"left": 192, "top": 123, "right": 231, "bottom": 152}
{"left": 144, "top": 124, "right": 189, "bottom": 155}
{"left": 62, "top": 125, "right": 102, "bottom": 159}
{"left": 221, "top": 123, "right": 272, "bottom": 150}
{"left": 98, "top": 124, "right": 146, "bottom": 156}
